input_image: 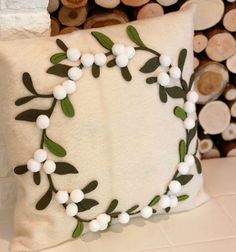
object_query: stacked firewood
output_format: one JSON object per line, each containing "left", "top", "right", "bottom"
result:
{"left": 48, "top": 0, "right": 236, "bottom": 159}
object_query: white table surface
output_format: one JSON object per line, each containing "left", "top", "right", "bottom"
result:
{"left": 1, "top": 157, "right": 236, "bottom": 252}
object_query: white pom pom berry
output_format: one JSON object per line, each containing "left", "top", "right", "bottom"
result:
{"left": 68, "top": 67, "right": 83, "bottom": 81}
{"left": 115, "top": 54, "right": 129, "bottom": 68}
{"left": 43, "top": 160, "right": 56, "bottom": 174}
{"left": 89, "top": 219, "right": 100, "bottom": 232}
{"left": 178, "top": 162, "right": 189, "bottom": 175}
{"left": 62, "top": 80, "right": 76, "bottom": 95}
{"left": 67, "top": 48, "right": 81, "bottom": 62}
{"left": 184, "top": 117, "right": 195, "bottom": 130}
{"left": 27, "top": 159, "right": 41, "bottom": 172}
{"left": 70, "top": 189, "right": 84, "bottom": 203}
{"left": 118, "top": 212, "right": 130, "bottom": 224}
{"left": 36, "top": 115, "right": 50, "bottom": 129}
{"left": 159, "top": 55, "right": 171, "bottom": 67}
{"left": 169, "top": 180, "right": 182, "bottom": 194}
{"left": 81, "top": 54, "right": 95, "bottom": 68}
{"left": 124, "top": 46, "right": 135, "bottom": 59}
{"left": 159, "top": 195, "right": 171, "bottom": 209}
{"left": 187, "top": 91, "right": 199, "bottom": 103}
{"left": 94, "top": 53, "right": 107, "bottom": 66}
{"left": 33, "top": 149, "right": 47, "bottom": 163}
{"left": 184, "top": 101, "right": 196, "bottom": 114}
{"left": 53, "top": 85, "right": 67, "bottom": 100}
{"left": 158, "top": 72, "right": 170, "bottom": 86}
{"left": 184, "top": 154, "right": 195, "bottom": 167}
{"left": 96, "top": 213, "right": 111, "bottom": 226}
{"left": 169, "top": 66, "right": 181, "bottom": 79}
{"left": 66, "top": 203, "right": 78, "bottom": 217}
{"left": 112, "top": 43, "right": 125, "bottom": 56}
{"left": 169, "top": 195, "right": 178, "bottom": 208}
{"left": 141, "top": 206, "right": 153, "bottom": 219}
{"left": 55, "top": 191, "right": 69, "bottom": 204}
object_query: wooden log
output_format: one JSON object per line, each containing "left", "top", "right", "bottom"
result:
{"left": 95, "top": 0, "right": 120, "bottom": 8}
{"left": 227, "top": 99, "right": 236, "bottom": 117}
{"left": 226, "top": 53, "right": 236, "bottom": 74}
{"left": 61, "top": 0, "right": 88, "bottom": 8}
{"left": 58, "top": 5, "right": 88, "bottom": 27}
{"left": 206, "top": 29, "right": 236, "bottom": 62}
{"left": 193, "top": 33, "right": 208, "bottom": 53}
{"left": 156, "top": 0, "right": 178, "bottom": 6}
{"left": 121, "top": 0, "right": 150, "bottom": 7}
{"left": 48, "top": 0, "right": 60, "bottom": 13}
{"left": 222, "top": 122, "right": 236, "bottom": 141}
{"left": 224, "top": 84, "right": 236, "bottom": 101}
{"left": 193, "top": 62, "right": 229, "bottom": 104}
{"left": 193, "top": 57, "right": 200, "bottom": 70}
{"left": 199, "top": 101, "right": 231, "bottom": 135}
{"left": 60, "top": 26, "right": 80, "bottom": 34}
{"left": 202, "top": 147, "right": 221, "bottom": 159}
{"left": 181, "top": 0, "right": 225, "bottom": 31}
{"left": 199, "top": 138, "right": 214, "bottom": 154}
{"left": 51, "top": 17, "right": 61, "bottom": 36}
{"left": 223, "top": 3, "right": 236, "bottom": 32}
{"left": 136, "top": 2, "right": 164, "bottom": 20}
{"left": 221, "top": 141, "right": 236, "bottom": 157}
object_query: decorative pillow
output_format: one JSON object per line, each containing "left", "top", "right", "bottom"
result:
{"left": 0, "top": 5, "right": 207, "bottom": 252}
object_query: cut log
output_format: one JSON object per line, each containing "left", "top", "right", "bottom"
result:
{"left": 223, "top": 3, "right": 236, "bottom": 32}
{"left": 136, "top": 2, "right": 164, "bottom": 20}
{"left": 224, "top": 84, "right": 236, "bottom": 101}
{"left": 61, "top": 0, "right": 88, "bottom": 8}
{"left": 199, "top": 101, "right": 231, "bottom": 135}
{"left": 51, "top": 17, "right": 61, "bottom": 36}
{"left": 227, "top": 99, "right": 236, "bottom": 117}
{"left": 202, "top": 147, "right": 221, "bottom": 159}
{"left": 60, "top": 26, "right": 80, "bottom": 34}
{"left": 193, "top": 62, "right": 229, "bottom": 104}
{"left": 193, "top": 57, "right": 200, "bottom": 69}
{"left": 226, "top": 53, "right": 236, "bottom": 74}
{"left": 181, "top": 0, "right": 225, "bottom": 31}
{"left": 95, "top": 0, "right": 120, "bottom": 8}
{"left": 121, "top": 0, "right": 150, "bottom": 7}
{"left": 221, "top": 141, "right": 236, "bottom": 157}
{"left": 199, "top": 138, "right": 214, "bottom": 154}
{"left": 48, "top": 0, "right": 60, "bottom": 13}
{"left": 58, "top": 6, "right": 88, "bottom": 27}
{"left": 222, "top": 123, "right": 236, "bottom": 141}
{"left": 193, "top": 33, "right": 208, "bottom": 53}
{"left": 156, "top": 0, "right": 178, "bottom": 6}
{"left": 206, "top": 29, "right": 236, "bottom": 62}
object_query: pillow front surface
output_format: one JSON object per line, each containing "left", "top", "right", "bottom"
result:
{"left": 0, "top": 5, "right": 207, "bottom": 252}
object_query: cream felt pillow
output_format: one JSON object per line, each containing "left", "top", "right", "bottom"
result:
{"left": 0, "top": 5, "right": 207, "bottom": 252}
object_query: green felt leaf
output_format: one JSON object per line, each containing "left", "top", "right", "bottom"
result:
{"left": 175, "top": 175, "right": 194, "bottom": 185}
{"left": 14, "top": 165, "right": 28, "bottom": 175}
{"left": 61, "top": 96, "right": 75, "bottom": 118}
{"left": 22, "top": 72, "right": 37, "bottom": 95}
{"left": 44, "top": 134, "right": 66, "bottom": 157}
{"left": 91, "top": 31, "right": 114, "bottom": 50}
{"left": 50, "top": 52, "right": 67, "bottom": 64}
{"left": 165, "top": 87, "right": 186, "bottom": 99}
{"left": 194, "top": 156, "right": 202, "bottom": 174}
{"left": 107, "top": 59, "right": 116, "bottom": 68}
{"left": 181, "top": 79, "right": 188, "bottom": 92}
{"left": 110, "top": 211, "right": 122, "bottom": 218}
{"left": 33, "top": 171, "right": 41, "bottom": 185}
{"left": 177, "top": 195, "right": 189, "bottom": 201}
{"left": 92, "top": 63, "right": 100, "bottom": 78}
{"left": 159, "top": 85, "right": 167, "bottom": 103}
{"left": 56, "top": 39, "right": 68, "bottom": 52}
{"left": 36, "top": 188, "right": 52, "bottom": 210}
{"left": 47, "top": 64, "right": 71, "bottom": 77}
{"left": 15, "top": 96, "right": 36, "bottom": 106}
{"left": 146, "top": 77, "right": 157, "bottom": 84}
{"left": 72, "top": 222, "right": 84, "bottom": 238}
{"left": 15, "top": 109, "right": 49, "bottom": 122}
{"left": 127, "top": 205, "right": 139, "bottom": 214}
{"left": 186, "top": 121, "right": 198, "bottom": 148}
{"left": 179, "top": 140, "right": 187, "bottom": 162}
{"left": 82, "top": 181, "right": 98, "bottom": 194}
{"left": 174, "top": 106, "right": 187, "bottom": 121}
{"left": 188, "top": 74, "right": 195, "bottom": 91}
{"left": 54, "top": 162, "right": 78, "bottom": 174}
{"left": 126, "top": 25, "right": 146, "bottom": 48}
{"left": 106, "top": 199, "right": 118, "bottom": 214}
{"left": 165, "top": 207, "right": 171, "bottom": 213}
{"left": 140, "top": 57, "right": 159, "bottom": 73}
{"left": 77, "top": 198, "right": 99, "bottom": 212}
{"left": 178, "top": 49, "right": 187, "bottom": 72}
{"left": 149, "top": 195, "right": 160, "bottom": 207}
{"left": 121, "top": 67, "right": 132, "bottom": 81}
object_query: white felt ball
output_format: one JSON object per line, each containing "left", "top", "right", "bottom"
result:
{"left": 99, "top": 223, "right": 108, "bottom": 231}
{"left": 169, "top": 196, "right": 178, "bottom": 208}
{"left": 66, "top": 203, "right": 78, "bottom": 217}
{"left": 184, "top": 117, "right": 195, "bottom": 130}
{"left": 68, "top": 67, "right": 83, "bottom": 81}
{"left": 53, "top": 85, "right": 67, "bottom": 100}
{"left": 43, "top": 160, "right": 56, "bottom": 174}
{"left": 158, "top": 72, "right": 170, "bottom": 87}
{"left": 159, "top": 195, "right": 171, "bottom": 209}
{"left": 66, "top": 48, "right": 81, "bottom": 62}
{"left": 27, "top": 159, "right": 41, "bottom": 173}
{"left": 187, "top": 91, "right": 199, "bottom": 103}
{"left": 184, "top": 154, "right": 195, "bottom": 167}
{"left": 118, "top": 212, "right": 130, "bottom": 224}
{"left": 124, "top": 46, "right": 135, "bottom": 59}
{"left": 159, "top": 54, "right": 171, "bottom": 67}
{"left": 169, "top": 66, "right": 181, "bottom": 79}
{"left": 169, "top": 180, "right": 182, "bottom": 194}
{"left": 183, "top": 101, "right": 196, "bottom": 114}
{"left": 115, "top": 54, "right": 129, "bottom": 68}
{"left": 97, "top": 213, "right": 111, "bottom": 226}
{"left": 62, "top": 80, "right": 76, "bottom": 95}
{"left": 178, "top": 162, "right": 189, "bottom": 175}
{"left": 70, "top": 189, "right": 84, "bottom": 203}
{"left": 55, "top": 191, "right": 69, "bottom": 204}
{"left": 33, "top": 149, "right": 47, "bottom": 163}
{"left": 112, "top": 43, "right": 125, "bottom": 56}
{"left": 81, "top": 54, "right": 95, "bottom": 68}
{"left": 94, "top": 53, "right": 107, "bottom": 66}
{"left": 36, "top": 115, "right": 50, "bottom": 129}
{"left": 89, "top": 220, "right": 100, "bottom": 232}
{"left": 141, "top": 206, "right": 153, "bottom": 219}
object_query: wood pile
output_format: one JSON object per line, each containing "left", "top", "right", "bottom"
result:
{"left": 48, "top": 0, "right": 236, "bottom": 159}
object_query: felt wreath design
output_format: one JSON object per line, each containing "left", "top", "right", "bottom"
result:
{"left": 14, "top": 25, "right": 202, "bottom": 238}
